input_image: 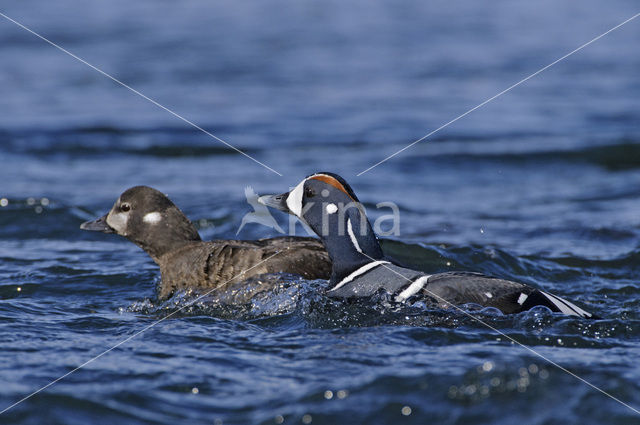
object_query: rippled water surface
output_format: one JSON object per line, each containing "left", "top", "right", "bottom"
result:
{"left": 1, "top": 1, "right": 640, "bottom": 424}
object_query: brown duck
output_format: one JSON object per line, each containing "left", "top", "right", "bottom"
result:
{"left": 80, "top": 186, "right": 331, "bottom": 301}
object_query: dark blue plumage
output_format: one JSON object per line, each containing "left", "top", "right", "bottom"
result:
{"left": 260, "top": 172, "right": 599, "bottom": 319}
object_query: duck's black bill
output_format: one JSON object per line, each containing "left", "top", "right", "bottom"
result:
{"left": 258, "top": 193, "right": 290, "bottom": 213}
{"left": 80, "top": 214, "right": 115, "bottom": 233}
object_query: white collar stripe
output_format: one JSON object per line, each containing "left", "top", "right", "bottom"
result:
{"left": 329, "top": 260, "right": 390, "bottom": 292}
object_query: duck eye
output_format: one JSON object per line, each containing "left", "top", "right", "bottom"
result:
{"left": 304, "top": 187, "right": 316, "bottom": 198}
{"left": 120, "top": 203, "right": 131, "bottom": 212}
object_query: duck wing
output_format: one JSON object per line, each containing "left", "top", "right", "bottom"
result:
{"left": 156, "top": 237, "right": 330, "bottom": 300}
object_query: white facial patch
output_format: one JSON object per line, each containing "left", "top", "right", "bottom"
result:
{"left": 325, "top": 203, "right": 338, "bottom": 214}
{"left": 143, "top": 212, "right": 162, "bottom": 225}
{"left": 286, "top": 179, "right": 306, "bottom": 217}
{"left": 106, "top": 211, "right": 128, "bottom": 234}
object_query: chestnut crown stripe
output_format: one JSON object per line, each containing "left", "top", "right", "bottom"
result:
{"left": 309, "top": 175, "right": 356, "bottom": 202}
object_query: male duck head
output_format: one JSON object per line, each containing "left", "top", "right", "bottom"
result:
{"left": 259, "top": 172, "right": 384, "bottom": 281}
{"left": 80, "top": 186, "right": 201, "bottom": 262}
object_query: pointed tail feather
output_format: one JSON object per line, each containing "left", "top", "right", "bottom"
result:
{"left": 520, "top": 290, "right": 600, "bottom": 319}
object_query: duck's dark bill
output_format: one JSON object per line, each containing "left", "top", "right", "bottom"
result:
{"left": 258, "top": 193, "right": 290, "bottom": 213}
{"left": 80, "top": 214, "right": 115, "bottom": 233}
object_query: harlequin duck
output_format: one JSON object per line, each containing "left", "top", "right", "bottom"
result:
{"left": 80, "top": 186, "right": 331, "bottom": 301}
{"left": 259, "top": 172, "right": 599, "bottom": 319}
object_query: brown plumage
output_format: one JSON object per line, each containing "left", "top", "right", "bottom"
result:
{"left": 80, "top": 186, "right": 331, "bottom": 301}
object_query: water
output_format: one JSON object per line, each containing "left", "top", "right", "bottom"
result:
{"left": 1, "top": 1, "right": 640, "bottom": 424}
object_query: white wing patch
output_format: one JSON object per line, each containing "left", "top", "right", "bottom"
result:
{"left": 540, "top": 291, "right": 592, "bottom": 318}
{"left": 143, "top": 212, "right": 162, "bottom": 224}
{"left": 396, "top": 275, "right": 431, "bottom": 302}
{"left": 517, "top": 293, "right": 529, "bottom": 305}
{"left": 347, "top": 218, "right": 362, "bottom": 253}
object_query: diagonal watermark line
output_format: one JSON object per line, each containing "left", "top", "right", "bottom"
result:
{"left": 358, "top": 251, "right": 640, "bottom": 416}
{"left": 0, "top": 248, "right": 287, "bottom": 416}
{"left": 357, "top": 12, "right": 640, "bottom": 176}
{"left": 0, "top": 11, "right": 282, "bottom": 177}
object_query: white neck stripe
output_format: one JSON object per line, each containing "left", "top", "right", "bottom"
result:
{"left": 347, "top": 218, "right": 362, "bottom": 253}
{"left": 329, "top": 260, "right": 390, "bottom": 292}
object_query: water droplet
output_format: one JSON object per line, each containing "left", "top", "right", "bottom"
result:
{"left": 336, "top": 390, "right": 348, "bottom": 399}
{"left": 35, "top": 206, "right": 43, "bottom": 214}
{"left": 274, "top": 415, "right": 284, "bottom": 424}
{"left": 16, "top": 287, "right": 22, "bottom": 292}
{"left": 0, "top": 198, "right": 8, "bottom": 207}
{"left": 302, "top": 414, "right": 312, "bottom": 424}
{"left": 401, "top": 406, "right": 412, "bottom": 416}
{"left": 324, "top": 390, "right": 333, "bottom": 399}
{"left": 191, "top": 387, "right": 199, "bottom": 394}
{"left": 27, "top": 197, "right": 36, "bottom": 206}
{"left": 40, "top": 198, "right": 50, "bottom": 206}
{"left": 482, "top": 361, "right": 494, "bottom": 372}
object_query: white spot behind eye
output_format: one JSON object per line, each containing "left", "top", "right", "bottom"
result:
{"left": 143, "top": 212, "right": 162, "bottom": 224}
{"left": 326, "top": 203, "right": 338, "bottom": 214}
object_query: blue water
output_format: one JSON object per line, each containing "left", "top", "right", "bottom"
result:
{"left": 1, "top": 1, "right": 640, "bottom": 424}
